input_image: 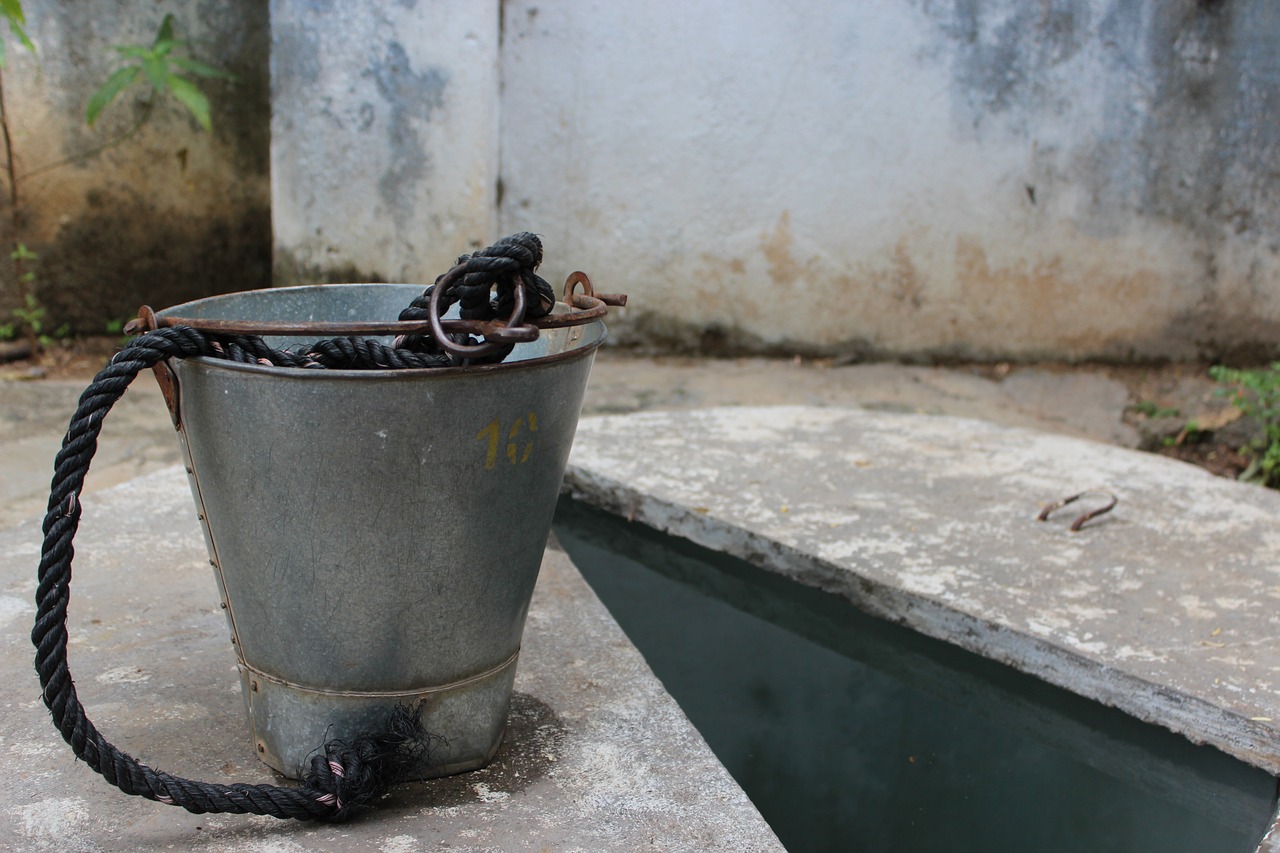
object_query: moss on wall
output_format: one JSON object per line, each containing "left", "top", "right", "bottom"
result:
{"left": 0, "top": 0, "right": 270, "bottom": 333}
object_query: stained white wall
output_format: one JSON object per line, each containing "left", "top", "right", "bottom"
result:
{"left": 271, "top": 0, "right": 1280, "bottom": 362}
{"left": 270, "top": 0, "right": 499, "bottom": 285}
{"left": 498, "top": 0, "right": 1280, "bottom": 361}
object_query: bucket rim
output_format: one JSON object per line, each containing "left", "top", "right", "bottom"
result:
{"left": 170, "top": 325, "right": 606, "bottom": 379}
{"left": 155, "top": 282, "right": 609, "bottom": 378}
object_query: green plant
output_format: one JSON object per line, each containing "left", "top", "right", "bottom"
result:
{"left": 1162, "top": 417, "right": 1202, "bottom": 448}
{"left": 87, "top": 14, "right": 234, "bottom": 133}
{"left": 0, "top": 1, "right": 33, "bottom": 68}
{"left": 0, "top": 6, "right": 230, "bottom": 355}
{"left": 0, "top": 1, "right": 35, "bottom": 351}
{"left": 1129, "top": 400, "right": 1181, "bottom": 419}
{"left": 1210, "top": 363, "right": 1280, "bottom": 487}
{"left": 12, "top": 289, "right": 41, "bottom": 338}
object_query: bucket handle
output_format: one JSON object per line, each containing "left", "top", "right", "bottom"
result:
{"left": 124, "top": 274, "right": 627, "bottom": 350}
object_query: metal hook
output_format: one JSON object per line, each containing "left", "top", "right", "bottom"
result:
{"left": 1037, "top": 490, "right": 1118, "bottom": 532}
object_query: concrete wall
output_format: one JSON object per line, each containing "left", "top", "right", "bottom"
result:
{"left": 6, "top": 1, "right": 1277, "bottom": 360}
{"left": 2, "top": 0, "right": 270, "bottom": 332}
{"left": 498, "top": 0, "right": 1280, "bottom": 362}
{"left": 270, "top": 0, "right": 499, "bottom": 286}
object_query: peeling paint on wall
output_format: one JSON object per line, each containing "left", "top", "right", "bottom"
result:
{"left": 261, "top": 1, "right": 1280, "bottom": 360}
{"left": 496, "top": 0, "right": 1280, "bottom": 361}
{"left": 370, "top": 41, "right": 449, "bottom": 222}
{"left": 271, "top": 0, "right": 498, "bottom": 287}
{"left": 923, "top": 0, "right": 1092, "bottom": 119}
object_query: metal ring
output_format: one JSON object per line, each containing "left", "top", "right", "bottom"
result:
{"left": 426, "top": 262, "right": 538, "bottom": 359}
{"left": 123, "top": 305, "right": 160, "bottom": 336}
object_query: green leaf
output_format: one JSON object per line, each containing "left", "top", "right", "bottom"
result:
{"left": 0, "top": 0, "right": 25, "bottom": 26}
{"left": 112, "top": 45, "right": 150, "bottom": 58}
{"left": 151, "top": 38, "right": 181, "bottom": 57}
{"left": 153, "top": 13, "right": 174, "bottom": 46}
{"left": 169, "top": 56, "right": 235, "bottom": 80}
{"left": 166, "top": 74, "right": 210, "bottom": 131}
{"left": 86, "top": 65, "right": 140, "bottom": 126}
{"left": 0, "top": 0, "right": 35, "bottom": 68}
{"left": 142, "top": 53, "right": 168, "bottom": 90}
{"left": 8, "top": 17, "right": 33, "bottom": 55}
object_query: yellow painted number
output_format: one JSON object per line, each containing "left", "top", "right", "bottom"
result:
{"left": 476, "top": 412, "right": 538, "bottom": 470}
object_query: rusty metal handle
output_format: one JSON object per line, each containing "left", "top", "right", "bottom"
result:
{"left": 124, "top": 271, "right": 628, "bottom": 346}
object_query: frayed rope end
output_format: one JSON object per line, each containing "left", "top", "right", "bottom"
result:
{"left": 302, "top": 705, "right": 443, "bottom": 821}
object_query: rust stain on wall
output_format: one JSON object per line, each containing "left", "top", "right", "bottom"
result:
{"left": 953, "top": 235, "right": 1069, "bottom": 334}
{"left": 760, "top": 211, "right": 801, "bottom": 289}
{"left": 886, "top": 238, "right": 923, "bottom": 309}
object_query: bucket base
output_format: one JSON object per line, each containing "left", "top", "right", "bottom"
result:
{"left": 239, "top": 652, "right": 519, "bottom": 781}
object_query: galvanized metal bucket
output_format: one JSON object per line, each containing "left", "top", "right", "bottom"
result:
{"left": 153, "top": 283, "right": 607, "bottom": 780}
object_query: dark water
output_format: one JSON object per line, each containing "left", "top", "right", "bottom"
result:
{"left": 553, "top": 499, "right": 1278, "bottom": 853}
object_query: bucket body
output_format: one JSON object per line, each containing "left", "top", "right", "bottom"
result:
{"left": 157, "top": 284, "right": 604, "bottom": 779}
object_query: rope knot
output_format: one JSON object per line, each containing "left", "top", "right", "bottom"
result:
{"left": 302, "top": 706, "right": 442, "bottom": 820}
{"left": 394, "top": 232, "right": 556, "bottom": 360}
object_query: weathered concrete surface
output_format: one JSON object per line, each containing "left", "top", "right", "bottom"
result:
{"left": 0, "top": 467, "right": 781, "bottom": 851}
{"left": 500, "top": 1, "right": 1280, "bottom": 361}
{"left": 586, "top": 355, "right": 1143, "bottom": 448}
{"left": 0, "top": 378, "right": 179, "bottom": 527}
{"left": 564, "top": 406, "right": 1280, "bottom": 774}
{"left": 2, "top": 355, "right": 1164, "bottom": 527}
{"left": 1264, "top": 819, "right": 1280, "bottom": 853}
{"left": 270, "top": 0, "right": 499, "bottom": 286}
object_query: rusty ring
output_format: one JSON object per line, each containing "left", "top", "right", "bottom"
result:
{"left": 426, "top": 262, "right": 537, "bottom": 359}
{"left": 123, "top": 305, "right": 160, "bottom": 336}
{"left": 564, "top": 271, "right": 595, "bottom": 300}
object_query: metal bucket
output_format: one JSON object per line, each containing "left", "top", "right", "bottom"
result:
{"left": 154, "top": 283, "right": 606, "bottom": 780}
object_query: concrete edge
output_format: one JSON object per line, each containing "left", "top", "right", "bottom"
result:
{"left": 561, "top": 464, "right": 1280, "bottom": 777}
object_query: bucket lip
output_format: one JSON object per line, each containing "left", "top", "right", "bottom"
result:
{"left": 156, "top": 282, "right": 609, "bottom": 378}
{"left": 158, "top": 282, "right": 424, "bottom": 307}
{"left": 156, "top": 282, "right": 435, "bottom": 324}
{"left": 175, "top": 322, "right": 607, "bottom": 379}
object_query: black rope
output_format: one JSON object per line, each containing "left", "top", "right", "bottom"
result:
{"left": 394, "top": 234, "right": 556, "bottom": 356}
{"left": 31, "top": 232, "right": 549, "bottom": 821}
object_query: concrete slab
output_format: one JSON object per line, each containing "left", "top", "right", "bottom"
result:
{"left": 0, "top": 467, "right": 781, "bottom": 851}
{"left": 563, "top": 405, "right": 1280, "bottom": 775}
{"left": 0, "top": 379, "right": 180, "bottom": 527}
{"left": 586, "top": 354, "right": 1142, "bottom": 447}
{"left": 0, "top": 355, "right": 1202, "bottom": 528}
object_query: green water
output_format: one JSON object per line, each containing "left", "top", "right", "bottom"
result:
{"left": 553, "top": 499, "right": 1278, "bottom": 853}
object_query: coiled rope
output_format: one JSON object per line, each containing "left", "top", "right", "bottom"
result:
{"left": 31, "top": 233, "right": 554, "bottom": 821}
